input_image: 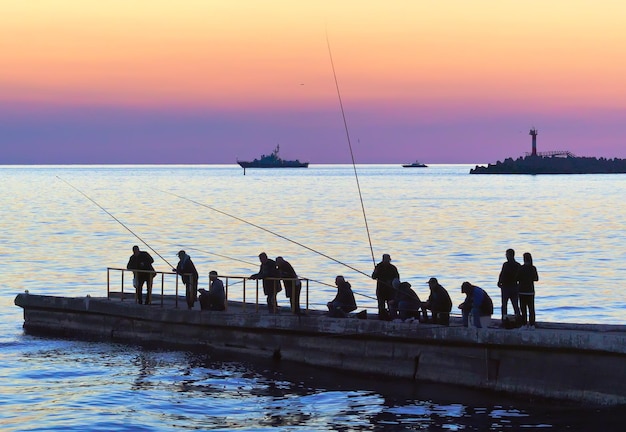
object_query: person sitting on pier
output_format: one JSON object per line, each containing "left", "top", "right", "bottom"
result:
{"left": 459, "top": 282, "right": 493, "bottom": 328}
{"left": 424, "top": 277, "right": 452, "bottom": 326}
{"left": 327, "top": 275, "right": 357, "bottom": 318}
{"left": 173, "top": 250, "right": 199, "bottom": 310}
{"left": 199, "top": 270, "right": 225, "bottom": 311}
{"left": 276, "top": 256, "right": 301, "bottom": 315}
{"left": 388, "top": 278, "right": 426, "bottom": 322}
{"left": 250, "top": 252, "right": 281, "bottom": 313}
{"left": 127, "top": 245, "right": 155, "bottom": 305}
{"left": 372, "top": 253, "right": 400, "bottom": 321}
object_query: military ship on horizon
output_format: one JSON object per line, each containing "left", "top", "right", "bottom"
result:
{"left": 470, "top": 128, "right": 626, "bottom": 174}
{"left": 237, "top": 144, "right": 309, "bottom": 173}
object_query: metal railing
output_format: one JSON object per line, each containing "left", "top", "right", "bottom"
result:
{"left": 106, "top": 268, "right": 309, "bottom": 313}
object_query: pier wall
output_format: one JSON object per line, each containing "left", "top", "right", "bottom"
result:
{"left": 14, "top": 293, "right": 626, "bottom": 406}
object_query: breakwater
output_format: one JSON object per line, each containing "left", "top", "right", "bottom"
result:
{"left": 14, "top": 292, "right": 626, "bottom": 406}
{"left": 470, "top": 155, "right": 626, "bottom": 174}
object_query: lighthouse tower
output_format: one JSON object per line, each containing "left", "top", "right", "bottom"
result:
{"left": 529, "top": 128, "right": 538, "bottom": 156}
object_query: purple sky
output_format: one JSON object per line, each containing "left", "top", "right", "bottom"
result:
{"left": 3, "top": 103, "right": 626, "bottom": 165}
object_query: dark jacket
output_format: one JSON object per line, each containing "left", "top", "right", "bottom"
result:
{"left": 277, "top": 259, "right": 297, "bottom": 297}
{"left": 427, "top": 283, "right": 452, "bottom": 313}
{"left": 395, "top": 282, "right": 421, "bottom": 306}
{"left": 473, "top": 286, "right": 494, "bottom": 316}
{"left": 516, "top": 264, "right": 539, "bottom": 295}
{"left": 176, "top": 255, "right": 198, "bottom": 287}
{"left": 372, "top": 262, "right": 399, "bottom": 299}
{"left": 332, "top": 280, "right": 357, "bottom": 312}
{"left": 252, "top": 258, "right": 281, "bottom": 295}
{"left": 498, "top": 260, "right": 521, "bottom": 289}
{"left": 127, "top": 251, "right": 155, "bottom": 277}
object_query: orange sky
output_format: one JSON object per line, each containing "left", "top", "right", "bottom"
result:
{"left": 2, "top": 1, "right": 626, "bottom": 163}
{"left": 4, "top": 1, "right": 626, "bottom": 110}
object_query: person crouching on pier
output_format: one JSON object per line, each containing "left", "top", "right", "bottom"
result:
{"left": 199, "top": 270, "right": 225, "bottom": 311}
{"left": 459, "top": 282, "right": 493, "bottom": 328}
{"left": 424, "top": 277, "right": 452, "bottom": 326}
{"left": 327, "top": 275, "right": 357, "bottom": 318}
{"left": 388, "top": 278, "right": 426, "bottom": 322}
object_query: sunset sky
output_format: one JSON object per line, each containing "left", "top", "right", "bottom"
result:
{"left": 2, "top": 1, "right": 626, "bottom": 164}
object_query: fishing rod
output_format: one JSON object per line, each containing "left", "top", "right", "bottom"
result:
{"left": 57, "top": 176, "right": 175, "bottom": 269}
{"left": 158, "top": 189, "right": 374, "bottom": 280}
{"left": 325, "top": 31, "right": 376, "bottom": 267}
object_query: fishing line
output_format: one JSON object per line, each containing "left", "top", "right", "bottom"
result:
{"left": 325, "top": 30, "right": 376, "bottom": 267}
{"left": 159, "top": 189, "right": 373, "bottom": 281}
{"left": 57, "top": 176, "right": 175, "bottom": 269}
{"left": 159, "top": 242, "right": 258, "bottom": 267}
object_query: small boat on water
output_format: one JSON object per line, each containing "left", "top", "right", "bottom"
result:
{"left": 237, "top": 144, "right": 309, "bottom": 171}
{"left": 402, "top": 160, "right": 428, "bottom": 168}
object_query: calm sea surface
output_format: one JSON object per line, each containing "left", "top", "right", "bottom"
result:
{"left": 1, "top": 164, "right": 625, "bottom": 430}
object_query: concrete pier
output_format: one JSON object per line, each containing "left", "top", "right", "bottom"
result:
{"left": 14, "top": 292, "right": 626, "bottom": 406}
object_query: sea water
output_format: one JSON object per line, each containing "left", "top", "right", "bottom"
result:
{"left": 1, "top": 165, "right": 625, "bottom": 430}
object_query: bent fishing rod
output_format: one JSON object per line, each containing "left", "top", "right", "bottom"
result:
{"left": 159, "top": 189, "right": 374, "bottom": 280}
{"left": 164, "top": 239, "right": 376, "bottom": 299}
{"left": 326, "top": 31, "right": 376, "bottom": 267}
{"left": 57, "top": 176, "right": 175, "bottom": 269}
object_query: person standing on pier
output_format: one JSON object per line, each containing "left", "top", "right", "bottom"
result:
{"left": 498, "top": 248, "right": 521, "bottom": 323}
{"left": 516, "top": 252, "right": 539, "bottom": 329}
{"left": 127, "top": 245, "right": 155, "bottom": 305}
{"left": 173, "top": 250, "right": 199, "bottom": 310}
{"left": 276, "top": 256, "right": 301, "bottom": 315}
{"left": 372, "top": 253, "right": 399, "bottom": 320}
{"left": 250, "top": 252, "right": 281, "bottom": 313}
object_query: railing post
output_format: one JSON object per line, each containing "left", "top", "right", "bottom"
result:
{"left": 305, "top": 279, "right": 309, "bottom": 312}
{"left": 121, "top": 270, "right": 125, "bottom": 301}
{"left": 107, "top": 268, "right": 110, "bottom": 299}
{"left": 175, "top": 277, "right": 179, "bottom": 309}
{"left": 255, "top": 280, "right": 259, "bottom": 313}
{"left": 242, "top": 278, "right": 246, "bottom": 312}
{"left": 160, "top": 273, "right": 164, "bottom": 307}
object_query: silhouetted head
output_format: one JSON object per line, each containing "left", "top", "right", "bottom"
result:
{"left": 275, "top": 256, "right": 284, "bottom": 265}
{"left": 132, "top": 245, "right": 139, "bottom": 254}
{"left": 209, "top": 270, "right": 218, "bottom": 280}
{"left": 523, "top": 252, "right": 533, "bottom": 265}
{"left": 335, "top": 275, "right": 345, "bottom": 286}
{"left": 506, "top": 249, "right": 515, "bottom": 260}
{"left": 258, "top": 252, "right": 267, "bottom": 263}
{"left": 428, "top": 277, "right": 439, "bottom": 288}
{"left": 382, "top": 253, "right": 391, "bottom": 263}
{"left": 461, "top": 281, "right": 474, "bottom": 294}
{"left": 177, "top": 250, "right": 186, "bottom": 258}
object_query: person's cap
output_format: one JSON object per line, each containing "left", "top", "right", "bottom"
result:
{"left": 428, "top": 277, "right": 438, "bottom": 285}
{"left": 461, "top": 281, "right": 472, "bottom": 293}
{"left": 177, "top": 250, "right": 185, "bottom": 257}
{"left": 383, "top": 253, "right": 391, "bottom": 261}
